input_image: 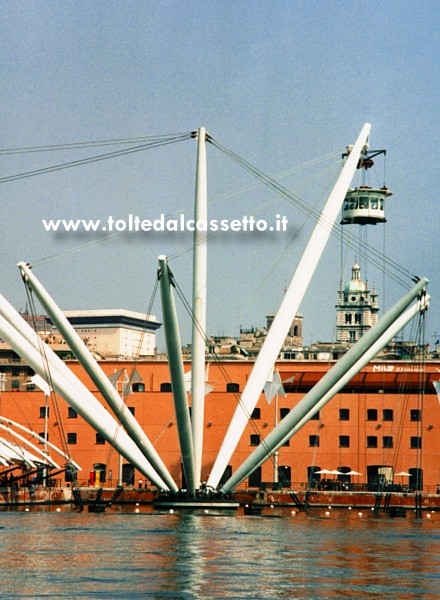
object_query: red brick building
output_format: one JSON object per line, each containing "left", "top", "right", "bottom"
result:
{"left": 1, "top": 357, "right": 438, "bottom": 493}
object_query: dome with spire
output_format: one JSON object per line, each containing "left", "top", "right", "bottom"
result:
{"left": 344, "top": 262, "right": 366, "bottom": 295}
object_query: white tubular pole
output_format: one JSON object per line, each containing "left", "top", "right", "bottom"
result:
{"left": 0, "top": 436, "right": 36, "bottom": 468}
{"left": 16, "top": 262, "right": 178, "bottom": 493}
{"left": 191, "top": 127, "right": 208, "bottom": 488}
{"left": 158, "top": 256, "right": 195, "bottom": 493}
{"left": 0, "top": 423, "right": 61, "bottom": 469}
{"left": 221, "top": 282, "right": 428, "bottom": 493}
{"left": 274, "top": 292, "right": 430, "bottom": 450}
{"left": 0, "top": 416, "right": 81, "bottom": 470}
{"left": 0, "top": 313, "right": 169, "bottom": 490}
{"left": 207, "top": 123, "right": 371, "bottom": 490}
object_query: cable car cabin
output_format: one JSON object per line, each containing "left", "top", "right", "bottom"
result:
{"left": 340, "top": 186, "right": 392, "bottom": 225}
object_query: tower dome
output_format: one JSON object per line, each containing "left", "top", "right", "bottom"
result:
{"left": 336, "top": 262, "right": 379, "bottom": 343}
{"left": 344, "top": 262, "right": 366, "bottom": 296}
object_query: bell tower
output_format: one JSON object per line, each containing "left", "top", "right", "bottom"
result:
{"left": 336, "top": 262, "right": 379, "bottom": 343}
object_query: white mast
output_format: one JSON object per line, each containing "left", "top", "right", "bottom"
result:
{"left": 191, "top": 127, "right": 208, "bottom": 488}
{"left": 0, "top": 416, "right": 81, "bottom": 470}
{"left": 0, "top": 422, "right": 62, "bottom": 469}
{"left": 16, "top": 262, "right": 178, "bottom": 493}
{"left": 0, "top": 308, "right": 169, "bottom": 490}
{"left": 207, "top": 123, "right": 371, "bottom": 490}
{"left": 221, "top": 283, "right": 429, "bottom": 493}
{"left": 158, "top": 255, "right": 195, "bottom": 494}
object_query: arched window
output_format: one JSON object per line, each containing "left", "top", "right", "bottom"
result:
{"left": 93, "top": 463, "right": 106, "bottom": 483}
{"left": 160, "top": 382, "right": 172, "bottom": 392}
{"left": 122, "top": 463, "right": 135, "bottom": 486}
{"left": 278, "top": 466, "right": 291, "bottom": 488}
{"left": 355, "top": 312, "right": 362, "bottom": 324}
{"left": 248, "top": 466, "right": 262, "bottom": 488}
{"left": 293, "top": 325, "right": 299, "bottom": 337}
{"left": 409, "top": 468, "right": 423, "bottom": 491}
{"left": 345, "top": 313, "right": 352, "bottom": 324}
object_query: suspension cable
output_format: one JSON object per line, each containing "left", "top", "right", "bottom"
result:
{"left": 0, "top": 132, "right": 193, "bottom": 184}
{"left": 208, "top": 136, "right": 417, "bottom": 288}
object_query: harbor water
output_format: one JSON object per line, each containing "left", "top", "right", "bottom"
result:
{"left": 0, "top": 508, "right": 438, "bottom": 599}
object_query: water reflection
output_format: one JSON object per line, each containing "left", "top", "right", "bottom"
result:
{"left": 0, "top": 510, "right": 437, "bottom": 599}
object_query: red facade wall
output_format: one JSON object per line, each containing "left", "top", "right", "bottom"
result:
{"left": 1, "top": 359, "right": 438, "bottom": 492}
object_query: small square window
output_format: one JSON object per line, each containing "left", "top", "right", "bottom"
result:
{"left": 383, "top": 409, "right": 394, "bottom": 422}
{"left": 339, "top": 435, "right": 350, "bottom": 448}
{"left": 250, "top": 434, "right": 260, "bottom": 446}
{"left": 339, "top": 409, "right": 350, "bottom": 421}
{"left": 382, "top": 436, "right": 393, "bottom": 449}
{"left": 67, "top": 433, "right": 77, "bottom": 445}
{"left": 96, "top": 433, "right": 106, "bottom": 445}
{"left": 68, "top": 407, "right": 77, "bottom": 419}
{"left": 39, "top": 406, "right": 49, "bottom": 419}
{"left": 367, "top": 409, "right": 378, "bottom": 421}
{"left": 251, "top": 408, "right": 260, "bottom": 420}
{"left": 410, "top": 436, "right": 422, "bottom": 449}
{"left": 367, "top": 436, "right": 377, "bottom": 448}
{"left": 309, "top": 435, "right": 319, "bottom": 447}
{"left": 280, "top": 408, "right": 290, "bottom": 420}
{"left": 227, "top": 382, "right": 240, "bottom": 393}
{"left": 410, "top": 409, "right": 421, "bottom": 422}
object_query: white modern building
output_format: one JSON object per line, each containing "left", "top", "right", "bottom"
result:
{"left": 60, "top": 309, "right": 161, "bottom": 358}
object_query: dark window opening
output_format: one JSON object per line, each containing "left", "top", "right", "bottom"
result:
{"left": 132, "top": 383, "right": 145, "bottom": 392}
{"left": 67, "top": 433, "right": 77, "bottom": 445}
{"left": 339, "top": 408, "right": 350, "bottom": 421}
{"left": 339, "top": 435, "right": 350, "bottom": 448}
{"left": 383, "top": 409, "right": 394, "bottom": 421}
{"left": 251, "top": 408, "right": 261, "bottom": 419}
{"left": 226, "top": 382, "right": 240, "bottom": 393}
{"left": 367, "top": 409, "right": 378, "bottom": 421}
{"left": 367, "top": 436, "right": 378, "bottom": 448}
{"left": 410, "top": 409, "right": 421, "bottom": 422}
{"left": 39, "top": 406, "right": 49, "bottom": 419}
{"left": 382, "top": 436, "right": 393, "bottom": 449}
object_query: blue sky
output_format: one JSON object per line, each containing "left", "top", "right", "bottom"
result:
{"left": 1, "top": 1, "right": 439, "bottom": 349}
